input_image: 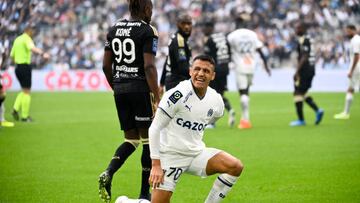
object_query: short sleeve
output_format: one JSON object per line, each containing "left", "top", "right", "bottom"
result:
{"left": 214, "top": 93, "right": 225, "bottom": 118}
{"left": 158, "top": 88, "right": 183, "bottom": 118}
{"left": 143, "top": 25, "right": 158, "bottom": 55}
{"left": 302, "top": 38, "right": 311, "bottom": 54}
{"left": 104, "top": 29, "right": 112, "bottom": 51}
{"left": 254, "top": 33, "right": 263, "bottom": 49}
{"left": 353, "top": 38, "right": 360, "bottom": 54}
{"left": 26, "top": 38, "right": 35, "bottom": 51}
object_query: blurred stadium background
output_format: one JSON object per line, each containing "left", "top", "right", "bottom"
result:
{"left": 1, "top": 0, "right": 360, "bottom": 202}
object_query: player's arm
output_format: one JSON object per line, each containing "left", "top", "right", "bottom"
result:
{"left": 159, "top": 56, "right": 168, "bottom": 95}
{"left": 31, "top": 46, "right": 50, "bottom": 59}
{"left": 296, "top": 39, "right": 310, "bottom": 78}
{"left": 257, "top": 48, "right": 271, "bottom": 76}
{"left": 148, "top": 108, "right": 172, "bottom": 188}
{"left": 144, "top": 53, "right": 160, "bottom": 106}
{"left": 349, "top": 53, "right": 359, "bottom": 78}
{"left": 102, "top": 50, "right": 113, "bottom": 89}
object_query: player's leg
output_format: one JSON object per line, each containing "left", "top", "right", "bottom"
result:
{"left": 151, "top": 153, "right": 189, "bottom": 203}
{"left": 13, "top": 64, "right": 33, "bottom": 121}
{"left": 134, "top": 92, "right": 155, "bottom": 200}
{"left": 99, "top": 93, "right": 139, "bottom": 202}
{"left": 219, "top": 78, "right": 235, "bottom": 127}
{"left": 302, "top": 74, "right": 324, "bottom": 125}
{"left": 151, "top": 189, "right": 173, "bottom": 203}
{"left": 138, "top": 129, "right": 151, "bottom": 200}
{"left": 20, "top": 88, "right": 32, "bottom": 121}
{"left": 237, "top": 74, "right": 252, "bottom": 129}
{"left": 199, "top": 150, "right": 243, "bottom": 203}
{"left": 334, "top": 73, "right": 359, "bottom": 119}
{"left": 12, "top": 65, "right": 24, "bottom": 120}
{"left": 290, "top": 75, "right": 307, "bottom": 126}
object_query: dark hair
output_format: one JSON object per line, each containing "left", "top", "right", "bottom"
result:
{"left": 346, "top": 24, "right": 357, "bottom": 30}
{"left": 128, "top": 0, "right": 149, "bottom": 17}
{"left": 192, "top": 54, "right": 215, "bottom": 67}
{"left": 177, "top": 12, "right": 192, "bottom": 23}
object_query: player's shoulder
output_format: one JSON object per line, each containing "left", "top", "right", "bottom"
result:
{"left": 206, "top": 86, "right": 223, "bottom": 101}
{"left": 351, "top": 34, "right": 360, "bottom": 44}
{"left": 162, "top": 81, "right": 191, "bottom": 105}
{"left": 175, "top": 33, "right": 185, "bottom": 47}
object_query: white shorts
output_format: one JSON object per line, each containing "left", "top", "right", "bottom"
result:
{"left": 349, "top": 71, "right": 360, "bottom": 91}
{"left": 236, "top": 73, "right": 253, "bottom": 90}
{"left": 157, "top": 148, "right": 222, "bottom": 192}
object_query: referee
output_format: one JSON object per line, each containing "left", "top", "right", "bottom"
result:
{"left": 10, "top": 24, "right": 50, "bottom": 122}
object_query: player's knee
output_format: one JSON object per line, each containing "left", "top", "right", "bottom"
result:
{"left": 125, "top": 139, "right": 141, "bottom": 148}
{"left": 227, "top": 159, "right": 244, "bottom": 177}
{"left": 239, "top": 89, "right": 249, "bottom": 95}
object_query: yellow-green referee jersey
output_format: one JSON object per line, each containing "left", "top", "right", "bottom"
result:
{"left": 10, "top": 33, "right": 35, "bottom": 65}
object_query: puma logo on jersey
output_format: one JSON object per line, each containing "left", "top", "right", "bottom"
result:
{"left": 185, "top": 104, "right": 192, "bottom": 112}
{"left": 176, "top": 118, "right": 207, "bottom": 131}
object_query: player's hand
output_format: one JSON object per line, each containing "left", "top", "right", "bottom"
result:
{"left": 149, "top": 160, "right": 164, "bottom": 189}
{"left": 347, "top": 72, "right": 353, "bottom": 79}
{"left": 42, "top": 52, "right": 50, "bottom": 60}
{"left": 159, "top": 86, "right": 164, "bottom": 97}
{"left": 267, "top": 70, "right": 271, "bottom": 77}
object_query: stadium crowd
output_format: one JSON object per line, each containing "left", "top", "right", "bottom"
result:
{"left": 0, "top": 0, "right": 359, "bottom": 71}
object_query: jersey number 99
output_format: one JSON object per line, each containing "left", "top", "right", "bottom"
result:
{"left": 112, "top": 38, "right": 136, "bottom": 64}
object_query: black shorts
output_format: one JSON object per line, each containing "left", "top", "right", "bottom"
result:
{"left": 210, "top": 76, "right": 227, "bottom": 94}
{"left": 15, "top": 64, "right": 32, "bottom": 88}
{"left": 294, "top": 71, "right": 314, "bottom": 95}
{"left": 114, "top": 92, "right": 155, "bottom": 132}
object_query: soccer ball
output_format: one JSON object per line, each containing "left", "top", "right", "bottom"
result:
{"left": 115, "top": 195, "right": 150, "bottom": 203}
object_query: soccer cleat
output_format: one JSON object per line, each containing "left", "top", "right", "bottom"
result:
{"left": 228, "top": 109, "right": 235, "bottom": 127}
{"left": 12, "top": 110, "right": 19, "bottom": 121}
{"left": 0, "top": 120, "right": 15, "bottom": 127}
{"left": 99, "top": 171, "right": 112, "bottom": 203}
{"left": 333, "top": 112, "right": 350, "bottom": 120}
{"left": 238, "top": 119, "right": 252, "bottom": 129}
{"left": 21, "top": 117, "right": 34, "bottom": 122}
{"left": 206, "top": 124, "right": 216, "bottom": 129}
{"left": 289, "top": 120, "right": 306, "bottom": 126}
{"left": 315, "top": 109, "right": 324, "bottom": 125}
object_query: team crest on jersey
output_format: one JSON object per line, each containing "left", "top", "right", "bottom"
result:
{"left": 169, "top": 90, "right": 183, "bottom": 104}
{"left": 207, "top": 108, "right": 214, "bottom": 117}
{"left": 152, "top": 38, "right": 158, "bottom": 53}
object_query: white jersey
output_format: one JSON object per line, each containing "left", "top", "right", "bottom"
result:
{"left": 158, "top": 80, "right": 224, "bottom": 157}
{"left": 227, "top": 28, "right": 263, "bottom": 74}
{"left": 349, "top": 34, "right": 360, "bottom": 73}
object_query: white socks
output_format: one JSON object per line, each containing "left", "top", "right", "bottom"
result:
{"left": 345, "top": 93, "right": 353, "bottom": 114}
{"left": 205, "top": 174, "right": 239, "bottom": 203}
{"left": 240, "top": 95, "right": 249, "bottom": 120}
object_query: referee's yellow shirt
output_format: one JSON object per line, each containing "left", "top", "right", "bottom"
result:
{"left": 10, "top": 33, "right": 35, "bottom": 65}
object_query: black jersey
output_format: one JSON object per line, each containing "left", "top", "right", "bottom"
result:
{"left": 105, "top": 19, "right": 158, "bottom": 93}
{"left": 204, "top": 32, "right": 231, "bottom": 77}
{"left": 160, "top": 31, "right": 191, "bottom": 89}
{"left": 297, "top": 35, "right": 315, "bottom": 72}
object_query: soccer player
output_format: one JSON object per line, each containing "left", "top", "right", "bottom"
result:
{"left": 227, "top": 17, "right": 271, "bottom": 129}
{"left": 149, "top": 55, "right": 244, "bottom": 203}
{"left": 99, "top": 0, "right": 160, "bottom": 202}
{"left": 159, "top": 13, "right": 192, "bottom": 93}
{"left": 334, "top": 24, "right": 360, "bottom": 120}
{"left": 202, "top": 19, "right": 235, "bottom": 128}
{"left": 10, "top": 24, "right": 50, "bottom": 122}
{"left": 290, "top": 22, "right": 324, "bottom": 126}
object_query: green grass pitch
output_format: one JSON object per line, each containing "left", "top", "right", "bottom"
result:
{"left": 0, "top": 92, "right": 359, "bottom": 202}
